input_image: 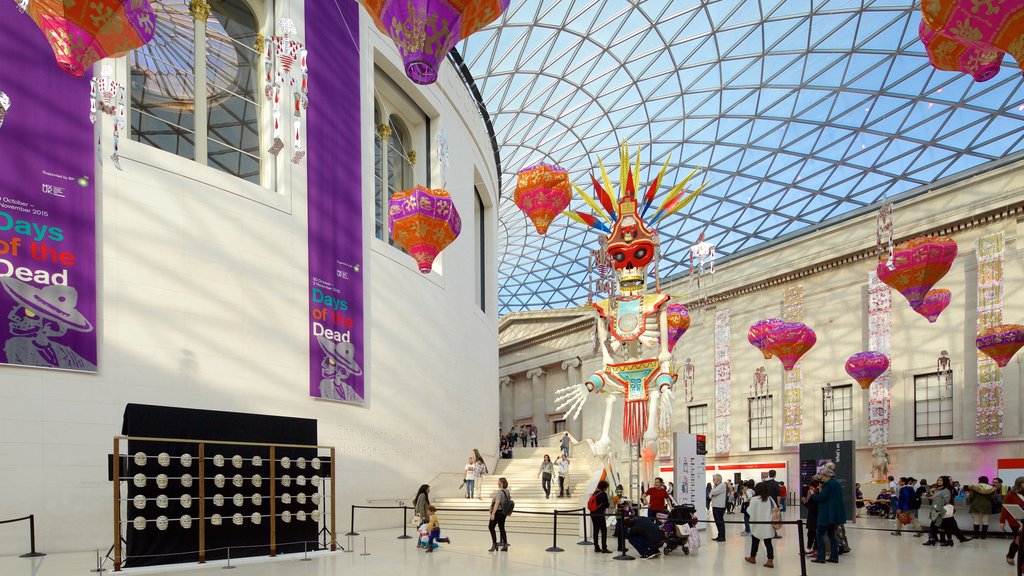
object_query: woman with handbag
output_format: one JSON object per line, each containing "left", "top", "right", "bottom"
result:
{"left": 745, "top": 482, "right": 779, "bottom": 568}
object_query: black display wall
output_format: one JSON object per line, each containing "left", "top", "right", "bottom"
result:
{"left": 121, "top": 404, "right": 323, "bottom": 567}
{"left": 798, "top": 440, "right": 856, "bottom": 522}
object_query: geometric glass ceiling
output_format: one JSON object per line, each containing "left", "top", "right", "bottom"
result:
{"left": 458, "top": 0, "right": 1024, "bottom": 316}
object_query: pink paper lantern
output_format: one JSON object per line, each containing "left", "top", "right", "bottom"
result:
{"left": 976, "top": 324, "right": 1024, "bottom": 368}
{"left": 748, "top": 318, "right": 785, "bottom": 359}
{"left": 876, "top": 235, "right": 958, "bottom": 311}
{"left": 666, "top": 302, "right": 690, "bottom": 353}
{"left": 913, "top": 288, "right": 952, "bottom": 323}
{"left": 514, "top": 163, "right": 570, "bottom": 235}
{"left": 763, "top": 322, "right": 816, "bottom": 371}
{"left": 388, "top": 186, "right": 461, "bottom": 273}
{"left": 918, "top": 0, "right": 1024, "bottom": 82}
{"left": 845, "top": 351, "right": 890, "bottom": 390}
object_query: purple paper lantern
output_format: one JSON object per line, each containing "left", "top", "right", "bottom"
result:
{"left": 845, "top": 351, "right": 890, "bottom": 390}
{"left": 748, "top": 318, "right": 785, "bottom": 359}
{"left": 763, "top": 322, "right": 816, "bottom": 371}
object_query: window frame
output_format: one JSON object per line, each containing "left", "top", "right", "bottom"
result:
{"left": 475, "top": 186, "right": 486, "bottom": 312}
{"left": 748, "top": 395, "right": 773, "bottom": 451}
{"left": 914, "top": 372, "right": 954, "bottom": 441}
{"left": 687, "top": 404, "right": 708, "bottom": 437}
{"left": 822, "top": 384, "right": 853, "bottom": 443}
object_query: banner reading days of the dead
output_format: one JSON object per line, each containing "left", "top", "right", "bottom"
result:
{"left": 305, "top": 0, "right": 365, "bottom": 404}
{"left": 0, "top": 3, "right": 97, "bottom": 372}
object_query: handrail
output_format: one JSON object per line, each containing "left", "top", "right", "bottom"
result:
{"left": 0, "top": 514, "right": 45, "bottom": 558}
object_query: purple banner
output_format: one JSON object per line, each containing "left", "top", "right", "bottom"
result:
{"left": 305, "top": 1, "right": 365, "bottom": 403}
{"left": 0, "top": 6, "right": 97, "bottom": 372}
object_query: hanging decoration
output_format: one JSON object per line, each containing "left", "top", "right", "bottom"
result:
{"left": 714, "top": 309, "right": 732, "bottom": 455}
{"left": 436, "top": 128, "right": 450, "bottom": 183}
{"left": 688, "top": 232, "right": 716, "bottom": 288}
{"left": 90, "top": 64, "right": 125, "bottom": 171}
{"left": 748, "top": 366, "right": 769, "bottom": 422}
{"left": 877, "top": 202, "right": 895, "bottom": 270}
{"left": 914, "top": 288, "right": 952, "bottom": 323}
{"left": 681, "top": 357, "right": 695, "bottom": 403}
{"left": 977, "top": 325, "right": 1024, "bottom": 368}
{"left": 764, "top": 321, "right": 816, "bottom": 371}
{"left": 0, "top": 91, "right": 9, "bottom": 128}
{"left": 359, "top": 0, "right": 510, "bottom": 85}
{"left": 748, "top": 318, "right": 785, "bottom": 359}
{"left": 876, "top": 235, "right": 958, "bottom": 310}
{"left": 845, "top": 351, "right": 890, "bottom": 390}
{"left": 264, "top": 18, "right": 308, "bottom": 164}
{"left": 938, "top": 350, "right": 953, "bottom": 399}
{"left": 867, "top": 271, "right": 893, "bottom": 447}
{"left": 387, "top": 186, "right": 462, "bottom": 273}
{"left": 976, "top": 232, "right": 1005, "bottom": 436}
{"left": 918, "top": 0, "right": 1024, "bottom": 82}
{"left": 665, "top": 302, "right": 690, "bottom": 353}
{"left": 823, "top": 382, "right": 835, "bottom": 416}
{"left": 515, "top": 162, "right": 571, "bottom": 235}
{"left": 19, "top": 0, "right": 157, "bottom": 77}
{"left": 781, "top": 285, "right": 804, "bottom": 447}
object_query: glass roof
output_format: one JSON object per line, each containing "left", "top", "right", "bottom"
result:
{"left": 457, "top": 0, "right": 1024, "bottom": 316}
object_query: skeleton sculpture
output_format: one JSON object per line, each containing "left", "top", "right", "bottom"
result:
{"left": 264, "top": 18, "right": 308, "bottom": 164}
{"left": 0, "top": 91, "right": 9, "bottom": 128}
{"left": 689, "top": 231, "right": 716, "bottom": 287}
{"left": 556, "top": 144, "right": 705, "bottom": 481}
{"left": 938, "top": 350, "right": 952, "bottom": 398}
{"left": 90, "top": 64, "right": 125, "bottom": 170}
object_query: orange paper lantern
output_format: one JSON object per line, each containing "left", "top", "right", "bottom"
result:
{"left": 515, "top": 163, "right": 571, "bottom": 235}
{"left": 388, "top": 186, "right": 461, "bottom": 273}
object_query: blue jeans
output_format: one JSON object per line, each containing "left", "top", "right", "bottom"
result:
{"left": 465, "top": 479, "right": 474, "bottom": 498}
{"left": 743, "top": 508, "right": 751, "bottom": 533}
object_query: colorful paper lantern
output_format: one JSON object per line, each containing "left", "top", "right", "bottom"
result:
{"left": 845, "top": 351, "right": 890, "bottom": 390}
{"left": 665, "top": 302, "right": 690, "bottom": 353}
{"left": 919, "top": 0, "right": 1024, "bottom": 82}
{"left": 388, "top": 186, "right": 462, "bottom": 273}
{"left": 876, "top": 235, "right": 958, "bottom": 311}
{"left": 359, "top": 0, "right": 509, "bottom": 85}
{"left": 514, "top": 163, "right": 570, "bottom": 235}
{"left": 913, "top": 288, "right": 952, "bottom": 323}
{"left": 763, "top": 322, "right": 816, "bottom": 371}
{"left": 21, "top": 0, "right": 157, "bottom": 77}
{"left": 748, "top": 318, "right": 785, "bottom": 359}
{"left": 976, "top": 324, "right": 1024, "bottom": 368}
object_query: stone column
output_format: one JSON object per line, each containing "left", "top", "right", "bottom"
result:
{"left": 499, "top": 376, "right": 514, "bottom": 435}
{"left": 526, "top": 368, "right": 547, "bottom": 437}
{"left": 561, "top": 357, "right": 583, "bottom": 439}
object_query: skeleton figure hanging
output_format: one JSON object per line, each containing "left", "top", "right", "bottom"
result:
{"left": 938, "top": 350, "right": 952, "bottom": 398}
{"left": 689, "top": 232, "right": 716, "bottom": 288}
{"left": 682, "top": 357, "right": 695, "bottom": 403}
{"left": 750, "top": 366, "right": 769, "bottom": 421}
{"left": 264, "top": 18, "right": 308, "bottom": 164}
{"left": 877, "top": 202, "right": 895, "bottom": 271}
{"left": 0, "top": 91, "right": 9, "bottom": 128}
{"left": 90, "top": 64, "right": 125, "bottom": 171}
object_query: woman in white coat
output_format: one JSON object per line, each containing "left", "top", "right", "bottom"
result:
{"left": 745, "top": 482, "right": 778, "bottom": 568}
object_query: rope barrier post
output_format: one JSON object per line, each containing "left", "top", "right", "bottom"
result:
{"left": 360, "top": 536, "right": 370, "bottom": 556}
{"left": 19, "top": 514, "right": 46, "bottom": 558}
{"left": 398, "top": 506, "right": 412, "bottom": 539}
{"left": 343, "top": 534, "right": 353, "bottom": 553}
{"left": 346, "top": 505, "right": 358, "bottom": 536}
{"left": 90, "top": 548, "right": 105, "bottom": 573}
{"left": 546, "top": 510, "right": 564, "bottom": 553}
{"left": 577, "top": 509, "right": 592, "bottom": 546}
{"left": 796, "top": 518, "right": 807, "bottom": 576}
{"left": 300, "top": 540, "right": 311, "bottom": 562}
{"left": 612, "top": 515, "right": 634, "bottom": 561}
{"left": 223, "top": 547, "right": 235, "bottom": 570}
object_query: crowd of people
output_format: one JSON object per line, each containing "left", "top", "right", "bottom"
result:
{"left": 499, "top": 424, "right": 539, "bottom": 456}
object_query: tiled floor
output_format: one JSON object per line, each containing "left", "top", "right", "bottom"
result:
{"left": 3, "top": 513, "right": 1018, "bottom": 575}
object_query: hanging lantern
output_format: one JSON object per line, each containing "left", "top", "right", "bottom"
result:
{"left": 748, "top": 318, "right": 785, "bottom": 359}
{"left": 359, "top": 0, "right": 510, "bottom": 85}
{"left": 976, "top": 324, "right": 1024, "bottom": 368}
{"left": 20, "top": 0, "right": 157, "bottom": 77}
{"left": 876, "top": 235, "right": 958, "bottom": 311}
{"left": 844, "top": 351, "right": 890, "bottom": 390}
{"left": 918, "top": 0, "right": 1024, "bottom": 82}
{"left": 665, "top": 302, "right": 690, "bottom": 353}
{"left": 388, "top": 186, "right": 462, "bottom": 274}
{"left": 913, "top": 288, "right": 952, "bottom": 323}
{"left": 514, "top": 162, "right": 570, "bottom": 235}
{"left": 763, "top": 322, "right": 816, "bottom": 371}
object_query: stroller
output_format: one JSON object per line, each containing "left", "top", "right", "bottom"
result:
{"left": 661, "top": 504, "right": 697, "bottom": 555}
{"left": 866, "top": 495, "right": 891, "bottom": 518}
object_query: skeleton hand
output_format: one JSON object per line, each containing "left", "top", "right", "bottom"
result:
{"left": 555, "top": 382, "right": 590, "bottom": 421}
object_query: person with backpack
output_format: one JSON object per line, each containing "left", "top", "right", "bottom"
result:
{"left": 488, "top": 477, "right": 512, "bottom": 552}
{"left": 892, "top": 477, "right": 923, "bottom": 536}
{"left": 589, "top": 480, "right": 612, "bottom": 553}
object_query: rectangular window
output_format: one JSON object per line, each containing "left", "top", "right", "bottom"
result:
{"left": 475, "top": 187, "right": 486, "bottom": 312}
{"left": 823, "top": 385, "right": 853, "bottom": 442}
{"left": 748, "top": 395, "right": 773, "bottom": 451}
{"left": 915, "top": 373, "right": 953, "bottom": 440}
{"left": 688, "top": 404, "right": 708, "bottom": 437}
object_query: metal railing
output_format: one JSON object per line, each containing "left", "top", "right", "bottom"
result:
{"left": 1, "top": 514, "right": 45, "bottom": 558}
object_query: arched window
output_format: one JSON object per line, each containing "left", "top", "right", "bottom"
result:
{"left": 130, "top": 0, "right": 263, "bottom": 185}
{"left": 374, "top": 108, "right": 413, "bottom": 251}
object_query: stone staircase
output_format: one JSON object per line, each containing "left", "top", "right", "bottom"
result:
{"left": 432, "top": 444, "right": 598, "bottom": 536}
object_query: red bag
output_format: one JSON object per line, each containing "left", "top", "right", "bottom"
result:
{"left": 587, "top": 493, "right": 599, "bottom": 512}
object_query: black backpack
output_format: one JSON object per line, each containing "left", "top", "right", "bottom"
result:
{"left": 501, "top": 490, "right": 515, "bottom": 516}
{"left": 909, "top": 489, "right": 922, "bottom": 510}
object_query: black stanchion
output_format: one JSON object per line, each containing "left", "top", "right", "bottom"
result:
{"left": 346, "top": 505, "right": 358, "bottom": 536}
{"left": 613, "top": 517, "right": 634, "bottom": 561}
{"left": 577, "top": 509, "right": 592, "bottom": 546}
{"left": 398, "top": 506, "right": 412, "bottom": 539}
{"left": 545, "top": 510, "right": 564, "bottom": 552}
{"left": 796, "top": 518, "right": 807, "bottom": 576}
{"left": 20, "top": 515, "right": 46, "bottom": 558}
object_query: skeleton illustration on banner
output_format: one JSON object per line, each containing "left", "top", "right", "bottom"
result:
{"left": 264, "top": 18, "right": 308, "bottom": 164}
{"left": 0, "top": 91, "right": 9, "bottom": 128}
{"left": 90, "top": 64, "right": 125, "bottom": 170}
{"left": 554, "top": 143, "right": 706, "bottom": 481}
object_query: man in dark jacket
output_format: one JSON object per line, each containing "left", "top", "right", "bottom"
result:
{"left": 810, "top": 468, "right": 847, "bottom": 563}
{"left": 763, "top": 469, "right": 781, "bottom": 505}
{"left": 624, "top": 516, "right": 665, "bottom": 558}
